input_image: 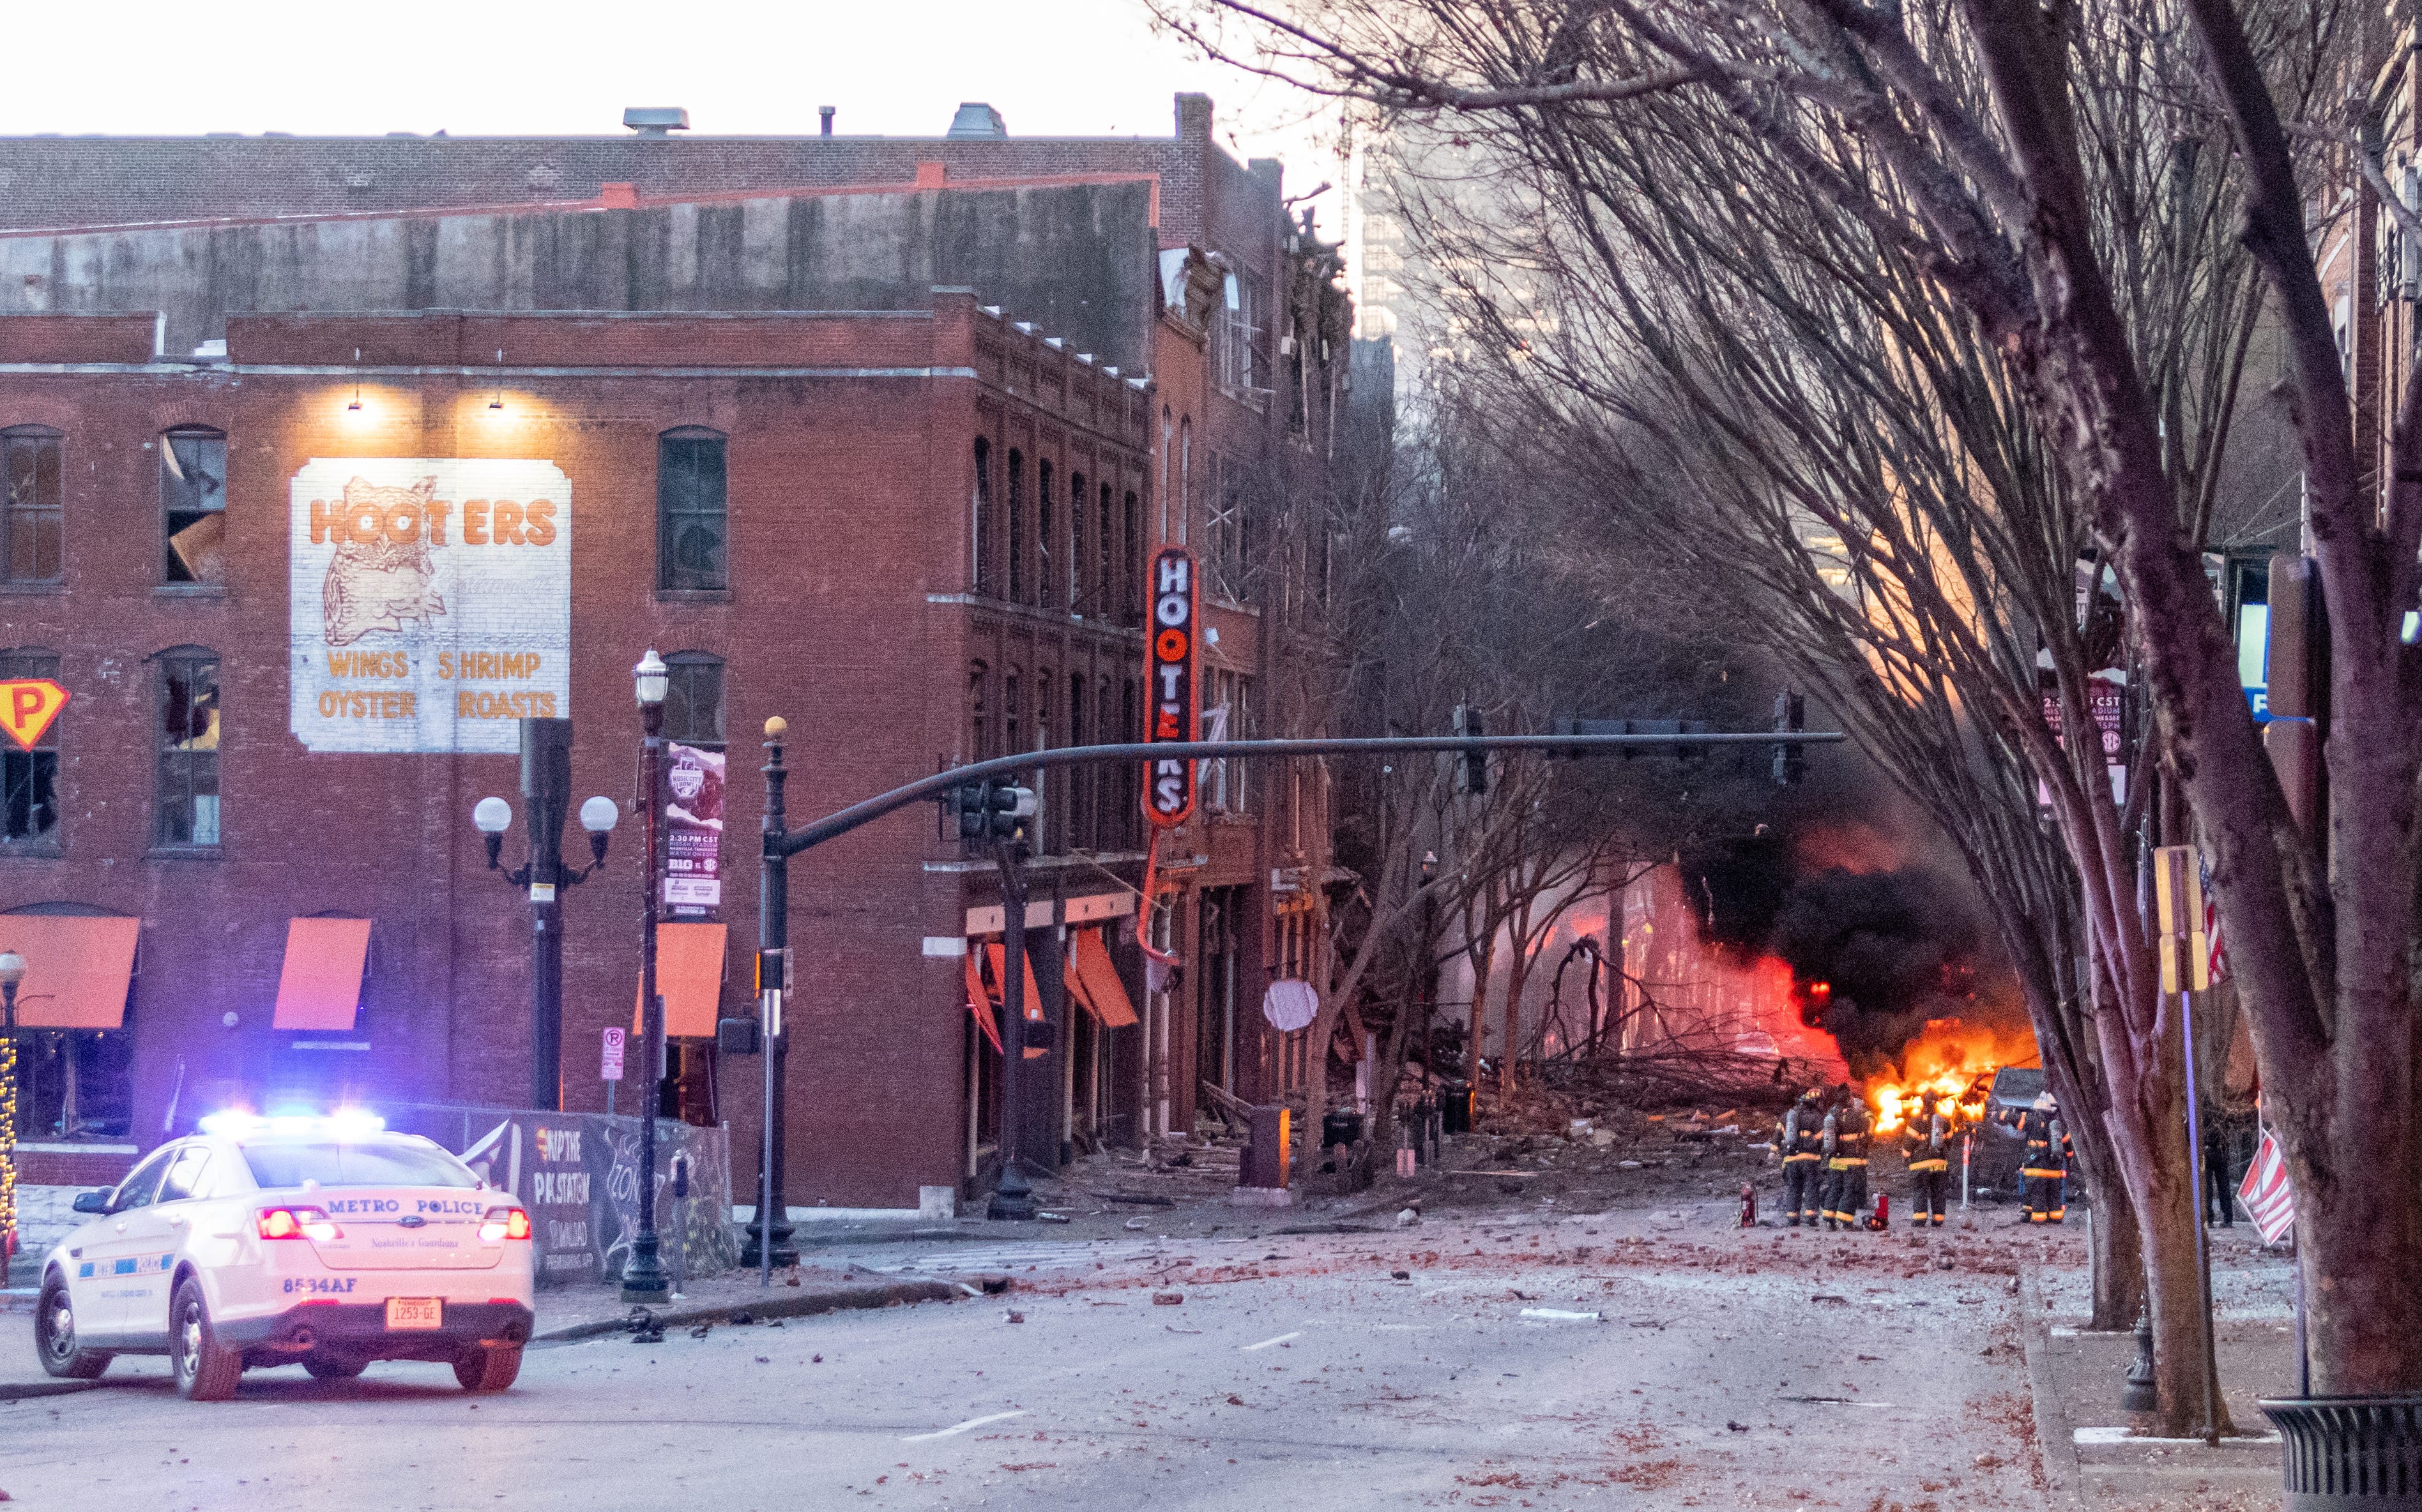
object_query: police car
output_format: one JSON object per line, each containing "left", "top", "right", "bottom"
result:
{"left": 31, "top": 1113, "right": 535, "bottom": 1400}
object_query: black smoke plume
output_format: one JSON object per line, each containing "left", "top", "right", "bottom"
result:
{"left": 1684, "top": 830, "right": 1998, "bottom": 1077}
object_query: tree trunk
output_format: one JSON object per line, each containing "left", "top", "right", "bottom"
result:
{"left": 1499, "top": 922, "right": 1534, "bottom": 1098}
{"left": 2101, "top": 994, "right": 2235, "bottom": 1437}
{"left": 2089, "top": 1178, "right": 2145, "bottom": 1332}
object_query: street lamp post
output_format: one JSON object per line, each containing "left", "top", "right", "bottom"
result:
{"left": 0, "top": 950, "right": 22, "bottom": 1287}
{"left": 621, "top": 649, "right": 673, "bottom": 1306}
{"left": 471, "top": 718, "right": 618, "bottom": 1112}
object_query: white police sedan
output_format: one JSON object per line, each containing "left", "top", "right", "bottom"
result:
{"left": 31, "top": 1114, "right": 536, "bottom": 1400}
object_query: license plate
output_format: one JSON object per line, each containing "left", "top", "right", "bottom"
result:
{"left": 385, "top": 1297, "right": 443, "bottom": 1330}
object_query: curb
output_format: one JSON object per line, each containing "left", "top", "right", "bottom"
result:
{"left": 2017, "top": 1269, "right": 2085, "bottom": 1511}
{"left": 0, "top": 1379, "right": 100, "bottom": 1403}
{"left": 533, "top": 1278, "right": 966, "bottom": 1343}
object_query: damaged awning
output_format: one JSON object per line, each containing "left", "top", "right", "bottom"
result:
{"left": 1070, "top": 928, "right": 1138, "bottom": 1029}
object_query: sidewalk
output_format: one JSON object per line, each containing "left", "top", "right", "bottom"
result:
{"left": 2025, "top": 1223, "right": 2300, "bottom": 1512}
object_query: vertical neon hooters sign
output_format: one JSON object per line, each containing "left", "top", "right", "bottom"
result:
{"left": 1144, "top": 548, "right": 1200, "bottom": 827}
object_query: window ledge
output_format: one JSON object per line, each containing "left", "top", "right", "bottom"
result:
{"left": 0, "top": 843, "right": 64, "bottom": 860}
{"left": 146, "top": 845, "right": 224, "bottom": 861}
{"left": 155, "top": 583, "right": 227, "bottom": 598}
{"left": 0, "top": 580, "right": 65, "bottom": 596}
{"left": 655, "top": 589, "right": 733, "bottom": 605}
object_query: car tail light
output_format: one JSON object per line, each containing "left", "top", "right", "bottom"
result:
{"left": 256, "top": 1207, "right": 340, "bottom": 1242}
{"left": 480, "top": 1206, "right": 532, "bottom": 1243}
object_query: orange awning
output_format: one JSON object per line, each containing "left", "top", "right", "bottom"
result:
{"left": 636, "top": 922, "right": 728, "bottom": 1038}
{"left": 982, "top": 943, "right": 1048, "bottom": 1059}
{"left": 272, "top": 918, "right": 370, "bottom": 1031}
{"left": 964, "top": 950, "right": 1002, "bottom": 1053}
{"left": 1073, "top": 928, "right": 1139, "bottom": 1029}
{"left": 0, "top": 914, "right": 138, "bottom": 1029}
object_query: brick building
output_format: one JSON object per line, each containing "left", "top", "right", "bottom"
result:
{"left": 0, "top": 96, "right": 1355, "bottom": 1206}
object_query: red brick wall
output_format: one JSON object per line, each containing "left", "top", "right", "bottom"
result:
{"left": 0, "top": 298, "right": 1145, "bottom": 1207}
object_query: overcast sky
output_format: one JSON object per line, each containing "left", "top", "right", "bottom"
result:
{"left": 0, "top": 0, "right": 1343, "bottom": 217}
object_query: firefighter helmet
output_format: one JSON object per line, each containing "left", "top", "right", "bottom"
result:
{"left": 2033, "top": 1091, "right": 2057, "bottom": 1111}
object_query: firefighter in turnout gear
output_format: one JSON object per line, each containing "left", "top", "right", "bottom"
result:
{"left": 1822, "top": 1089, "right": 1871, "bottom": 1230}
{"left": 1902, "top": 1090, "right": 1953, "bottom": 1227}
{"left": 2007, "top": 1091, "right": 2072, "bottom": 1223}
{"left": 1778, "top": 1087, "right": 1827, "bottom": 1226}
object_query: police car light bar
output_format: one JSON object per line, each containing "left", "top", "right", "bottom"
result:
{"left": 198, "top": 1108, "right": 386, "bottom": 1138}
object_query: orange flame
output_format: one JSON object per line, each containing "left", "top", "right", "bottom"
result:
{"left": 1866, "top": 1017, "right": 2035, "bottom": 1133}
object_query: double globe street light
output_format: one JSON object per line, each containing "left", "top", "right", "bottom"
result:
{"left": 469, "top": 719, "right": 618, "bottom": 1113}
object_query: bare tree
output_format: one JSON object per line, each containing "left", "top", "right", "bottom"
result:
{"left": 1168, "top": 0, "right": 2416, "bottom": 1408}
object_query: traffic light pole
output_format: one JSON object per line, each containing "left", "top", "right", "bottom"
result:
{"left": 756, "top": 728, "right": 1845, "bottom": 1219}
{"left": 989, "top": 837, "right": 1037, "bottom": 1220}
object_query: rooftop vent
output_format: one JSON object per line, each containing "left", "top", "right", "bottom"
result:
{"left": 945, "top": 102, "right": 1007, "bottom": 139}
{"left": 622, "top": 107, "right": 691, "bottom": 137}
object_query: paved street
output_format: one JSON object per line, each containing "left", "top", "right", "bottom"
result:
{"left": 0, "top": 1203, "right": 2043, "bottom": 1511}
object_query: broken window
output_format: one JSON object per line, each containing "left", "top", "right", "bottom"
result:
{"left": 657, "top": 428, "right": 727, "bottom": 592}
{"left": 1219, "top": 271, "right": 1260, "bottom": 394}
{"left": 664, "top": 651, "right": 724, "bottom": 744}
{"left": 160, "top": 427, "right": 227, "bottom": 584}
{"left": 155, "top": 647, "right": 221, "bottom": 847}
{"left": 1206, "top": 455, "right": 1251, "bottom": 601}
{"left": 1066, "top": 672, "right": 1089, "bottom": 849}
{"left": 0, "top": 649, "right": 61, "bottom": 849}
{"left": 1123, "top": 491, "right": 1141, "bottom": 624}
{"left": 973, "top": 437, "right": 998, "bottom": 597}
{"left": 1, "top": 425, "right": 64, "bottom": 584}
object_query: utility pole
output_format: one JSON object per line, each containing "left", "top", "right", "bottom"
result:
{"left": 990, "top": 831, "right": 1037, "bottom": 1220}
{"left": 745, "top": 718, "right": 798, "bottom": 1272}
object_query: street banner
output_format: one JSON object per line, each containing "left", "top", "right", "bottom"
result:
{"left": 662, "top": 741, "right": 726, "bottom": 918}
{"left": 2238, "top": 1128, "right": 2296, "bottom": 1244}
{"left": 600, "top": 1026, "right": 626, "bottom": 1082}
{"left": 1143, "top": 548, "right": 1200, "bottom": 828}
{"left": 0, "top": 678, "right": 68, "bottom": 750}
{"left": 287, "top": 458, "right": 571, "bottom": 754}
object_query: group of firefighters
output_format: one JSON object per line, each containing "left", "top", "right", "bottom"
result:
{"left": 1776, "top": 1083, "right": 2074, "bottom": 1228}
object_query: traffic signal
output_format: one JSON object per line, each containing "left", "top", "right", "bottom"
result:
{"left": 943, "top": 780, "right": 1037, "bottom": 840}
{"left": 1453, "top": 704, "right": 1488, "bottom": 794}
{"left": 1772, "top": 690, "right": 1806, "bottom": 787}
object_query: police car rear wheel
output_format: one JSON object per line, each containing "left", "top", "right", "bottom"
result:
{"left": 35, "top": 1277, "right": 111, "bottom": 1380}
{"left": 170, "top": 1278, "right": 243, "bottom": 1401}
{"left": 453, "top": 1343, "right": 522, "bottom": 1392}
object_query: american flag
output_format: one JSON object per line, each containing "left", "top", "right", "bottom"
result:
{"left": 2237, "top": 1128, "right": 2296, "bottom": 1244}
{"left": 2200, "top": 854, "right": 2230, "bottom": 986}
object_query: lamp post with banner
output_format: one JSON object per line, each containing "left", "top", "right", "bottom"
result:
{"left": 620, "top": 649, "right": 673, "bottom": 1306}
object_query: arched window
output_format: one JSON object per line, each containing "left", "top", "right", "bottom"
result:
{"left": 160, "top": 426, "right": 227, "bottom": 585}
{"left": 3, "top": 425, "right": 65, "bottom": 584}
{"left": 153, "top": 646, "right": 221, "bottom": 848}
{"left": 1066, "top": 672, "right": 1088, "bottom": 848}
{"left": 1123, "top": 490, "right": 1140, "bottom": 626}
{"left": 1037, "top": 459, "right": 1056, "bottom": 610}
{"left": 1177, "top": 418, "right": 1192, "bottom": 547}
{"left": 1069, "top": 471, "right": 1087, "bottom": 614}
{"left": 1007, "top": 450, "right": 1026, "bottom": 605}
{"left": 1159, "top": 407, "right": 1173, "bottom": 541}
{"left": 968, "top": 660, "right": 991, "bottom": 762}
{"left": 664, "top": 652, "right": 724, "bottom": 744}
{"left": 972, "top": 438, "right": 998, "bottom": 597}
{"left": 657, "top": 427, "right": 727, "bottom": 592}
{"left": 0, "top": 647, "right": 61, "bottom": 849}
{"left": 1097, "top": 481, "right": 1116, "bottom": 623}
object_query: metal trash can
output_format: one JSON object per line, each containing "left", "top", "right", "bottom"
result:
{"left": 2261, "top": 1396, "right": 2422, "bottom": 1510}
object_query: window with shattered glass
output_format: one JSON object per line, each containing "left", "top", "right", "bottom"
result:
{"left": 155, "top": 649, "right": 221, "bottom": 847}
{"left": 160, "top": 427, "right": 227, "bottom": 584}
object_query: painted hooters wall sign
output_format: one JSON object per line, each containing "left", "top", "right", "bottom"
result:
{"left": 1144, "top": 548, "right": 1200, "bottom": 827}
